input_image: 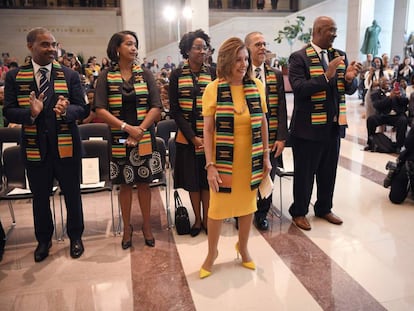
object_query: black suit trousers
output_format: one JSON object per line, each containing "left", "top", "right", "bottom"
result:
{"left": 256, "top": 151, "right": 278, "bottom": 217}
{"left": 289, "top": 134, "right": 340, "bottom": 217}
{"left": 27, "top": 154, "right": 84, "bottom": 243}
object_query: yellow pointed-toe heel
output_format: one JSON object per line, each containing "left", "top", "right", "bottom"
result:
{"left": 235, "top": 242, "right": 256, "bottom": 270}
{"left": 199, "top": 250, "right": 219, "bottom": 279}
{"left": 199, "top": 267, "right": 212, "bottom": 279}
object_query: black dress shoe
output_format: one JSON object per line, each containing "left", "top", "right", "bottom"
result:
{"left": 254, "top": 216, "right": 269, "bottom": 231}
{"left": 122, "top": 225, "right": 133, "bottom": 250}
{"left": 0, "top": 238, "right": 6, "bottom": 262}
{"left": 190, "top": 225, "right": 202, "bottom": 237}
{"left": 34, "top": 241, "right": 52, "bottom": 262}
{"left": 142, "top": 228, "right": 155, "bottom": 247}
{"left": 70, "top": 239, "right": 84, "bottom": 259}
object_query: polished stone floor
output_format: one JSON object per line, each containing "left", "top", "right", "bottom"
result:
{"left": 1, "top": 93, "right": 413, "bottom": 310}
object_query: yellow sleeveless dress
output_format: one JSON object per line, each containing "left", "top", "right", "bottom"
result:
{"left": 202, "top": 79, "right": 267, "bottom": 219}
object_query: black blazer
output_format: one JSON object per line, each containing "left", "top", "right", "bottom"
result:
{"left": 371, "top": 88, "right": 408, "bottom": 116}
{"left": 288, "top": 46, "right": 357, "bottom": 142}
{"left": 3, "top": 64, "right": 88, "bottom": 165}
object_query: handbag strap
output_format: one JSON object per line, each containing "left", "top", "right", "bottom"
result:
{"left": 174, "top": 190, "right": 183, "bottom": 210}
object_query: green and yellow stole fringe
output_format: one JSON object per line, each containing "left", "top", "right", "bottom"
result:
{"left": 264, "top": 64, "right": 279, "bottom": 145}
{"left": 16, "top": 61, "right": 72, "bottom": 161}
{"left": 107, "top": 64, "right": 152, "bottom": 159}
{"left": 215, "top": 79, "right": 264, "bottom": 193}
{"left": 178, "top": 60, "right": 212, "bottom": 155}
{"left": 306, "top": 45, "right": 347, "bottom": 125}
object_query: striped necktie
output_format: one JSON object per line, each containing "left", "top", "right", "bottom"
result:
{"left": 39, "top": 67, "right": 49, "bottom": 102}
{"left": 255, "top": 67, "right": 262, "bottom": 81}
{"left": 320, "top": 50, "right": 328, "bottom": 71}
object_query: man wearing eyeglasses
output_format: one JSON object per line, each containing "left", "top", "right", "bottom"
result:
{"left": 245, "top": 32, "right": 288, "bottom": 231}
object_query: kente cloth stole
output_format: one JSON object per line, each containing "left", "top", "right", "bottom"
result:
{"left": 178, "top": 60, "right": 212, "bottom": 155}
{"left": 306, "top": 45, "right": 347, "bottom": 125}
{"left": 107, "top": 65, "right": 152, "bottom": 159}
{"left": 264, "top": 64, "right": 279, "bottom": 145}
{"left": 215, "top": 79, "right": 264, "bottom": 193}
{"left": 16, "top": 61, "right": 72, "bottom": 161}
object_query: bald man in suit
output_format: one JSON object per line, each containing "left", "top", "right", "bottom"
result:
{"left": 288, "top": 16, "right": 361, "bottom": 230}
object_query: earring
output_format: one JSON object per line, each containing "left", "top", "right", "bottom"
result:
{"left": 117, "top": 51, "right": 120, "bottom": 59}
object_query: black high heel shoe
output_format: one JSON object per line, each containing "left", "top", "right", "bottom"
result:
{"left": 121, "top": 224, "right": 133, "bottom": 250}
{"left": 142, "top": 227, "right": 155, "bottom": 247}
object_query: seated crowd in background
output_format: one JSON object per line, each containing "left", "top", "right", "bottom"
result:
{"left": 362, "top": 53, "right": 414, "bottom": 154}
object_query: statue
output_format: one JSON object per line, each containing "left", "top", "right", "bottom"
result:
{"left": 360, "top": 20, "right": 381, "bottom": 56}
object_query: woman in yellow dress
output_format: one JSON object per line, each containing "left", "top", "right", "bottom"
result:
{"left": 200, "top": 37, "right": 271, "bottom": 278}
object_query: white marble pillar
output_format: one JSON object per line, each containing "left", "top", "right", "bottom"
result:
{"left": 187, "top": 0, "right": 209, "bottom": 33}
{"left": 346, "top": 0, "right": 375, "bottom": 62}
{"left": 391, "top": 0, "right": 409, "bottom": 58}
{"left": 373, "top": 0, "right": 395, "bottom": 57}
{"left": 120, "top": 0, "right": 147, "bottom": 60}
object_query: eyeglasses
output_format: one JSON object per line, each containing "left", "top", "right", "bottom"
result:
{"left": 192, "top": 45, "right": 208, "bottom": 51}
{"left": 254, "top": 41, "right": 268, "bottom": 48}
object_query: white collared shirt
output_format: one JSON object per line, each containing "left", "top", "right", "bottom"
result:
{"left": 32, "top": 61, "right": 52, "bottom": 89}
{"left": 311, "top": 42, "right": 329, "bottom": 68}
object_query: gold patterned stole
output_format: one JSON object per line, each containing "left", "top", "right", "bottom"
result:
{"left": 107, "top": 64, "right": 152, "bottom": 159}
{"left": 15, "top": 61, "right": 72, "bottom": 161}
{"left": 264, "top": 64, "right": 279, "bottom": 145}
{"left": 215, "top": 79, "right": 264, "bottom": 193}
{"left": 306, "top": 45, "right": 347, "bottom": 125}
{"left": 177, "top": 60, "right": 212, "bottom": 154}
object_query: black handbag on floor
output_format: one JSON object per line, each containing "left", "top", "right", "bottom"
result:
{"left": 174, "top": 190, "right": 191, "bottom": 235}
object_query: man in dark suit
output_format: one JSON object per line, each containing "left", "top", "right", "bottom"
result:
{"left": 245, "top": 31, "right": 288, "bottom": 231}
{"left": 366, "top": 77, "right": 408, "bottom": 152}
{"left": 4, "top": 27, "right": 88, "bottom": 262}
{"left": 288, "top": 16, "right": 361, "bottom": 230}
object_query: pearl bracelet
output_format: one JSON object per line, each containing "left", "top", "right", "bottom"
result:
{"left": 120, "top": 122, "right": 127, "bottom": 131}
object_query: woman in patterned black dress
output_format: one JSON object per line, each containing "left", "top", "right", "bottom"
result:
{"left": 94, "top": 31, "right": 161, "bottom": 248}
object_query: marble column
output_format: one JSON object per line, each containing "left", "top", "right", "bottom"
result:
{"left": 187, "top": 0, "right": 209, "bottom": 33}
{"left": 373, "top": 0, "right": 395, "bottom": 57}
{"left": 391, "top": 0, "right": 409, "bottom": 59}
{"left": 120, "top": 0, "right": 147, "bottom": 60}
{"left": 346, "top": 0, "right": 375, "bottom": 62}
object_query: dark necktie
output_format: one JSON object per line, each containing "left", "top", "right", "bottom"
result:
{"left": 255, "top": 67, "right": 262, "bottom": 81}
{"left": 320, "top": 50, "right": 328, "bottom": 71}
{"left": 39, "top": 67, "right": 49, "bottom": 102}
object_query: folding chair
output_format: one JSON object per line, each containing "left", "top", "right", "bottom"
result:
{"left": 59, "top": 139, "right": 115, "bottom": 239}
{"left": 0, "top": 146, "right": 58, "bottom": 239}
{"left": 150, "top": 137, "right": 172, "bottom": 228}
{"left": 0, "top": 127, "right": 21, "bottom": 189}
{"left": 78, "top": 123, "right": 111, "bottom": 142}
{"left": 270, "top": 145, "right": 294, "bottom": 219}
{"left": 156, "top": 119, "right": 177, "bottom": 149}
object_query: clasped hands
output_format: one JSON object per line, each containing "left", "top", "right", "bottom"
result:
{"left": 124, "top": 126, "right": 145, "bottom": 147}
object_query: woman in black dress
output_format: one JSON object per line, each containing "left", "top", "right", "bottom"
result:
{"left": 94, "top": 31, "right": 161, "bottom": 248}
{"left": 169, "top": 29, "right": 216, "bottom": 236}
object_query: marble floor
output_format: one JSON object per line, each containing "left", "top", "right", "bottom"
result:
{"left": 1, "top": 93, "right": 414, "bottom": 311}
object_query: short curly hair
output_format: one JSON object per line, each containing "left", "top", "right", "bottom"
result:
{"left": 179, "top": 29, "right": 211, "bottom": 59}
